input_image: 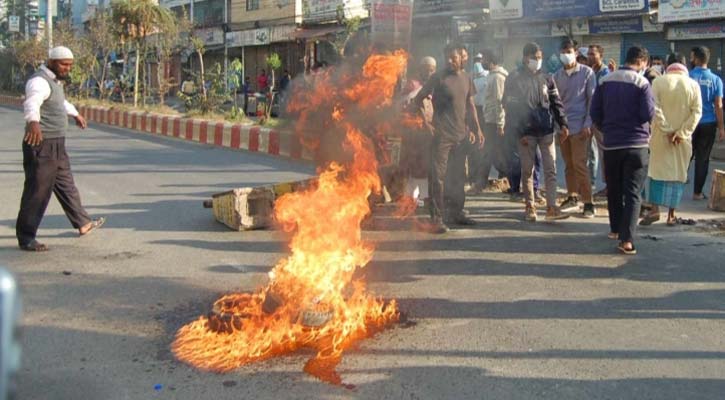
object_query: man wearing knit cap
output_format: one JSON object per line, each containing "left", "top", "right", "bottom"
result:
{"left": 16, "top": 46, "right": 105, "bottom": 252}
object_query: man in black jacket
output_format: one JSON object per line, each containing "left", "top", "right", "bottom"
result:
{"left": 503, "top": 42, "right": 570, "bottom": 222}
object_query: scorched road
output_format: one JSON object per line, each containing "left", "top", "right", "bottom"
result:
{"left": 1, "top": 105, "right": 725, "bottom": 400}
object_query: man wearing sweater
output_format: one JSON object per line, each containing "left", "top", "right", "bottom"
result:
{"left": 591, "top": 46, "right": 656, "bottom": 255}
{"left": 17, "top": 47, "right": 105, "bottom": 252}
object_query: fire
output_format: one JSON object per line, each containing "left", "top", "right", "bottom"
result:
{"left": 172, "top": 50, "right": 412, "bottom": 384}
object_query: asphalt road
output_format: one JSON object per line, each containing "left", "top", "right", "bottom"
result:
{"left": 1, "top": 105, "right": 725, "bottom": 400}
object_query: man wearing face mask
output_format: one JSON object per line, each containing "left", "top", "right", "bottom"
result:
{"left": 554, "top": 38, "right": 597, "bottom": 218}
{"left": 16, "top": 46, "right": 105, "bottom": 252}
{"left": 414, "top": 44, "right": 484, "bottom": 233}
{"left": 591, "top": 46, "right": 656, "bottom": 255}
{"left": 503, "top": 42, "right": 570, "bottom": 222}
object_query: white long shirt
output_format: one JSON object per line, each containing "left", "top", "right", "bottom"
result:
{"left": 23, "top": 65, "right": 79, "bottom": 123}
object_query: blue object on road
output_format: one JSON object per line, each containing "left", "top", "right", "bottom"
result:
{"left": 154, "top": 384, "right": 163, "bottom": 391}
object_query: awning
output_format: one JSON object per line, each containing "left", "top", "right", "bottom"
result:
{"left": 293, "top": 25, "right": 345, "bottom": 40}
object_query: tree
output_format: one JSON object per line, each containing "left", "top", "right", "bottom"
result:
{"left": 265, "top": 53, "right": 282, "bottom": 119}
{"left": 330, "top": 7, "right": 361, "bottom": 57}
{"left": 54, "top": 19, "right": 97, "bottom": 98}
{"left": 10, "top": 37, "right": 47, "bottom": 73}
{"left": 111, "top": 0, "right": 176, "bottom": 107}
{"left": 190, "top": 36, "right": 207, "bottom": 99}
{"left": 86, "top": 12, "right": 118, "bottom": 100}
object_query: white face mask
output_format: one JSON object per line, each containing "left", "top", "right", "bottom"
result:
{"left": 527, "top": 58, "right": 542, "bottom": 72}
{"left": 560, "top": 53, "right": 577, "bottom": 67}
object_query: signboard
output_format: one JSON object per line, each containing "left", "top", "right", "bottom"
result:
{"left": 667, "top": 22, "right": 725, "bottom": 40}
{"left": 493, "top": 0, "right": 647, "bottom": 20}
{"left": 572, "top": 17, "right": 590, "bottom": 35}
{"left": 226, "top": 28, "right": 271, "bottom": 47}
{"left": 8, "top": 16, "right": 20, "bottom": 33}
{"left": 305, "top": 0, "right": 367, "bottom": 23}
{"left": 196, "top": 27, "right": 225, "bottom": 46}
{"left": 508, "top": 22, "right": 551, "bottom": 38}
{"left": 371, "top": 0, "right": 413, "bottom": 50}
{"left": 452, "top": 15, "right": 480, "bottom": 42}
{"left": 659, "top": 0, "right": 725, "bottom": 23}
{"left": 414, "top": 0, "right": 486, "bottom": 17}
{"left": 589, "top": 17, "right": 643, "bottom": 34}
{"left": 490, "top": 0, "right": 523, "bottom": 20}
{"left": 269, "top": 25, "right": 297, "bottom": 43}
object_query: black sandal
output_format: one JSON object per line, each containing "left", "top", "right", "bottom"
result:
{"left": 20, "top": 240, "right": 49, "bottom": 252}
{"left": 617, "top": 242, "right": 637, "bottom": 255}
{"left": 80, "top": 217, "right": 106, "bottom": 237}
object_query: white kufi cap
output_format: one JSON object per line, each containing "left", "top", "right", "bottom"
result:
{"left": 49, "top": 46, "right": 74, "bottom": 60}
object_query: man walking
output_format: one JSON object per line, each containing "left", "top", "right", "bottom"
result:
{"left": 467, "top": 51, "right": 497, "bottom": 194}
{"left": 414, "top": 44, "right": 484, "bottom": 233}
{"left": 503, "top": 42, "right": 570, "bottom": 222}
{"left": 17, "top": 46, "right": 105, "bottom": 251}
{"left": 554, "top": 38, "right": 597, "bottom": 218}
{"left": 689, "top": 46, "right": 725, "bottom": 200}
{"left": 591, "top": 46, "right": 655, "bottom": 255}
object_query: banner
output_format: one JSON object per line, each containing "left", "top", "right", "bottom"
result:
{"left": 226, "top": 28, "right": 270, "bottom": 47}
{"left": 8, "top": 16, "right": 20, "bottom": 33}
{"left": 589, "top": 17, "right": 643, "bottom": 34}
{"left": 490, "top": 0, "right": 523, "bottom": 20}
{"left": 659, "top": 0, "right": 725, "bottom": 23}
{"left": 371, "top": 0, "right": 413, "bottom": 50}
{"left": 305, "top": 0, "right": 368, "bottom": 23}
{"left": 492, "top": 0, "right": 647, "bottom": 20}
{"left": 668, "top": 22, "right": 725, "bottom": 40}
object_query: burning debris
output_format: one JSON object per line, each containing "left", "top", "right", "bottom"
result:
{"left": 172, "top": 51, "right": 416, "bottom": 384}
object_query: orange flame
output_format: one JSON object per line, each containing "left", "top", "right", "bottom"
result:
{"left": 172, "top": 51, "right": 411, "bottom": 384}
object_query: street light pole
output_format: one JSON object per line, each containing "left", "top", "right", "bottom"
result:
{"left": 224, "top": 0, "right": 228, "bottom": 91}
{"left": 46, "top": 0, "right": 53, "bottom": 50}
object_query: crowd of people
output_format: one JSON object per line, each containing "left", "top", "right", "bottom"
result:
{"left": 398, "top": 39, "right": 724, "bottom": 255}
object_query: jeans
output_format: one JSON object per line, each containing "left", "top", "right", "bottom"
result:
{"left": 604, "top": 148, "right": 649, "bottom": 243}
{"left": 506, "top": 132, "right": 542, "bottom": 193}
{"left": 519, "top": 134, "right": 558, "bottom": 207}
{"left": 691, "top": 123, "right": 717, "bottom": 195}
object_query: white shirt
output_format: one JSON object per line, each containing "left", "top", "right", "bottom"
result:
{"left": 23, "top": 65, "right": 79, "bottom": 123}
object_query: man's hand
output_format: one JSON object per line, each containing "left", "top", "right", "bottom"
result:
{"left": 581, "top": 127, "right": 591, "bottom": 138}
{"left": 608, "top": 58, "right": 617, "bottom": 71}
{"left": 24, "top": 121, "right": 43, "bottom": 146}
{"left": 74, "top": 115, "right": 87, "bottom": 129}
{"left": 477, "top": 129, "right": 485, "bottom": 149}
{"left": 468, "top": 131, "right": 476, "bottom": 144}
{"left": 520, "top": 136, "right": 529, "bottom": 146}
{"left": 559, "top": 126, "right": 570, "bottom": 143}
{"left": 719, "top": 127, "right": 725, "bottom": 141}
{"left": 497, "top": 126, "right": 505, "bottom": 137}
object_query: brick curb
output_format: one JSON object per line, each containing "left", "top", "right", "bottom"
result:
{"left": 0, "top": 95, "right": 313, "bottom": 162}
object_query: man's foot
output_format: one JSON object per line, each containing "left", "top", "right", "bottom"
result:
{"left": 617, "top": 241, "right": 637, "bottom": 255}
{"left": 426, "top": 217, "right": 449, "bottom": 234}
{"left": 535, "top": 190, "right": 546, "bottom": 205}
{"left": 545, "top": 206, "right": 570, "bottom": 221}
{"left": 583, "top": 203, "right": 596, "bottom": 219}
{"left": 79, "top": 217, "right": 106, "bottom": 236}
{"left": 594, "top": 187, "right": 608, "bottom": 198}
{"left": 693, "top": 193, "right": 707, "bottom": 201}
{"left": 19, "top": 240, "right": 48, "bottom": 252}
{"left": 445, "top": 212, "right": 477, "bottom": 226}
{"left": 559, "top": 196, "right": 580, "bottom": 213}
{"left": 525, "top": 205, "right": 538, "bottom": 222}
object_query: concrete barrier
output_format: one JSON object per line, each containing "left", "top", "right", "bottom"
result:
{"left": 0, "top": 95, "right": 312, "bottom": 163}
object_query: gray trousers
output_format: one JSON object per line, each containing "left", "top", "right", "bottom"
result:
{"left": 519, "top": 134, "right": 558, "bottom": 207}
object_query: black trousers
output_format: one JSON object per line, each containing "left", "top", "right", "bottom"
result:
{"left": 604, "top": 148, "right": 649, "bottom": 244}
{"left": 692, "top": 123, "right": 717, "bottom": 195}
{"left": 429, "top": 135, "right": 467, "bottom": 219}
{"left": 469, "top": 122, "right": 508, "bottom": 187}
{"left": 16, "top": 137, "right": 91, "bottom": 246}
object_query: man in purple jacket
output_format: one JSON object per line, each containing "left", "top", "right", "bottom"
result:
{"left": 591, "top": 46, "right": 656, "bottom": 255}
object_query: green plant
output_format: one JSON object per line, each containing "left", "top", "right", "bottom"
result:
{"left": 179, "top": 62, "right": 229, "bottom": 115}
{"left": 264, "top": 53, "right": 282, "bottom": 119}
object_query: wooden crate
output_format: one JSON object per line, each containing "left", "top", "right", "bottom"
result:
{"left": 709, "top": 169, "right": 725, "bottom": 211}
{"left": 212, "top": 187, "right": 275, "bottom": 230}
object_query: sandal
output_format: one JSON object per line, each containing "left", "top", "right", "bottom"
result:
{"left": 617, "top": 242, "right": 637, "bottom": 255}
{"left": 19, "top": 240, "right": 48, "bottom": 252}
{"left": 666, "top": 218, "right": 676, "bottom": 226}
{"left": 675, "top": 217, "right": 697, "bottom": 226}
{"left": 80, "top": 217, "right": 106, "bottom": 237}
{"left": 639, "top": 213, "right": 660, "bottom": 226}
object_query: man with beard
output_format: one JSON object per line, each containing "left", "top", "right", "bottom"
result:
{"left": 16, "top": 46, "right": 105, "bottom": 252}
{"left": 414, "top": 44, "right": 484, "bottom": 233}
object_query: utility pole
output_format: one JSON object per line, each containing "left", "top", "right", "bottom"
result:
{"left": 224, "top": 0, "right": 228, "bottom": 91}
{"left": 46, "top": 0, "right": 52, "bottom": 50}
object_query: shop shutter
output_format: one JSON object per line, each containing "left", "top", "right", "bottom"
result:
{"left": 622, "top": 33, "right": 671, "bottom": 64}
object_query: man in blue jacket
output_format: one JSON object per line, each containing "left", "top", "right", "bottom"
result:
{"left": 591, "top": 46, "right": 656, "bottom": 255}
